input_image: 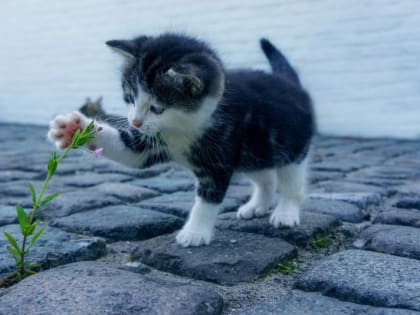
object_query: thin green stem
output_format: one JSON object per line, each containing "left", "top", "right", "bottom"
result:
{"left": 30, "top": 146, "right": 71, "bottom": 223}
{"left": 20, "top": 146, "right": 72, "bottom": 277}
{"left": 10, "top": 121, "right": 96, "bottom": 281}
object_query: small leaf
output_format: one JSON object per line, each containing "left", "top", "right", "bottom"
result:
{"left": 84, "top": 120, "right": 95, "bottom": 133}
{"left": 140, "top": 133, "right": 146, "bottom": 142}
{"left": 33, "top": 219, "right": 42, "bottom": 226}
{"left": 71, "top": 129, "right": 81, "bottom": 148}
{"left": 25, "top": 269, "right": 38, "bottom": 275}
{"left": 6, "top": 245, "right": 21, "bottom": 263}
{"left": 16, "top": 205, "right": 29, "bottom": 233}
{"left": 28, "top": 183, "right": 37, "bottom": 205}
{"left": 156, "top": 132, "right": 162, "bottom": 144}
{"left": 4, "top": 232, "right": 21, "bottom": 254}
{"left": 47, "top": 152, "right": 58, "bottom": 176}
{"left": 27, "top": 227, "right": 45, "bottom": 252}
{"left": 23, "top": 224, "right": 36, "bottom": 236}
{"left": 40, "top": 192, "right": 60, "bottom": 206}
{"left": 30, "top": 262, "right": 41, "bottom": 269}
{"left": 76, "top": 135, "right": 95, "bottom": 147}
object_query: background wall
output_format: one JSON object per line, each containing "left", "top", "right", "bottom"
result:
{"left": 0, "top": 0, "right": 419, "bottom": 138}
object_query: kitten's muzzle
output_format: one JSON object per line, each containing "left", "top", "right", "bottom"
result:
{"left": 132, "top": 119, "right": 142, "bottom": 128}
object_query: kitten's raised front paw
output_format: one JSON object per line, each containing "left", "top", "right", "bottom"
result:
{"left": 269, "top": 206, "right": 300, "bottom": 228}
{"left": 47, "top": 112, "right": 88, "bottom": 149}
{"left": 176, "top": 225, "right": 213, "bottom": 247}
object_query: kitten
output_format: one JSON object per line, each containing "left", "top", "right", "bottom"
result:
{"left": 48, "top": 33, "right": 314, "bottom": 247}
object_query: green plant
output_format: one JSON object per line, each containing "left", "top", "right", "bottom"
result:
{"left": 2, "top": 121, "right": 98, "bottom": 285}
{"left": 310, "top": 235, "right": 334, "bottom": 249}
{"left": 275, "top": 259, "right": 298, "bottom": 274}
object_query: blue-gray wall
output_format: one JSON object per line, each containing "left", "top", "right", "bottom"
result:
{"left": 0, "top": 0, "right": 419, "bottom": 138}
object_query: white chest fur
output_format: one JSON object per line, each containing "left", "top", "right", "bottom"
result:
{"left": 160, "top": 97, "right": 219, "bottom": 169}
{"left": 164, "top": 132, "right": 195, "bottom": 168}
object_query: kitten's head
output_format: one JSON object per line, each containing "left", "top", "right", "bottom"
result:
{"left": 106, "top": 33, "right": 225, "bottom": 135}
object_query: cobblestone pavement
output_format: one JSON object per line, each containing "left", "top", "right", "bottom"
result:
{"left": 0, "top": 123, "right": 419, "bottom": 314}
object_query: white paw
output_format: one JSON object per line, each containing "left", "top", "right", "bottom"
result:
{"left": 47, "top": 112, "right": 88, "bottom": 149}
{"left": 237, "top": 200, "right": 269, "bottom": 219}
{"left": 176, "top": 224, "right": 213, "bottom": 247}
{"left": 270, "top": 207, "right": 300, "bottom": 228}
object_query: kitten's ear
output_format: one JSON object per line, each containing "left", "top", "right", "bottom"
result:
{"left": 166, "top": 68, "right": 204, "bottom": 97}
{"left": 106, "top": 36, "right": 149, "bottom": 59}
{"left": 95, "top": 96, "right": 103, "bottom": 106}
{"left": 106, "top": 39, "right": 136, "bottom": 58}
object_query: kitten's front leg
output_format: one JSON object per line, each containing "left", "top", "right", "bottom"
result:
{"left": 176, "top": 178, "right": 228, "bottom": 247}
{"left": 175, "top": 196, "right": 220, "bottom": 247}
{"left": 48, "top": 111, "right": 161, "bottom": 168}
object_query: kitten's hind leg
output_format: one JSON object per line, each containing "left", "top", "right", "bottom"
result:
{"left": 270, "top": 158, "right": 307, "bottom": 227}
{"left": 237, "top": 169, "right": 277, "bottom": 219}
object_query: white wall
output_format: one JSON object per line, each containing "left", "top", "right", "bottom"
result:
{"left": 0, "top": 0, "right": 419, "bottom": 138}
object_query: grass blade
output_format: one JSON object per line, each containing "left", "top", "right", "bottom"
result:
{"left": 40, "top": 192, "right": 60, "bottom": 206}
{"left": 28, "top": 183, "right": 37, "bottom": 205}
{"left": 6, "top": 246, "right": 21, "bottom": 263}
{"left": 16, "top": 205, "right": 29, "bottom": 233}
{"left": 4, "top": 232, "right": 21, "bottom": 254}
{"left": 27, "top": 227, "right": 45, "bottom": 252}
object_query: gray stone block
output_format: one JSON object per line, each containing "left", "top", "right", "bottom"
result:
{"left": 373, "top": 208, "right": 420, "bottom": 228}
{"left": 39, "top": 188, "right": 123, "bottom": 219}
{"left": 131, "top": 175, "right": 194, "bottom": 193}
{"left": 139, "top": 191, "right": 242, "bottom": 218}
{"left": 356, "top": 224, "right": 420, "bottom": 259}
{"left": 309, "top": 170, "right": 344, "bottom": 184}
{"left": 395, "top": 198, "right": 420, "bottom": 210}
{"left": 0, "top": 205, "right": 19, "bottom": 226}
{"left": 310, "top": 160, "right": 361, "bottom": 173}
{"left": 217, "top": 211, "right": 338, "bottom": 246}
{"left": 94, "top": 182, "right": 159, "bottom": 203}
{"left": 53, "top": 172, "right": 132, "bottom": 188}
{"left": 348, "top": 165, "right": 420, "bottom": 181}
{"left": 0, "top": 170, "right": 39, "bottom": 183}
{"left": 0, "top": 224, "right": 106, "bottom": 275}
{"left": 295, "top": 249, "right": 420, "bottom": 311}
{"left": 0, "top": 180, "right": 44, "bottom": 197}
{"left": 235, "top": 291, "right": 419, "bottom": 315}
{"left": 309, "top": 192, "right": 382, "bottom": 209}
{"left": 312, "top": 181, "right": 387, "bottom": 194}
{"left": 302, "top": 198, "right": 364, "bottom": 222}
{"left": 0, "top": 261, "right": 223, "bottom": 315}
{"left": 51, "top": 205, "right": 184, "bottom": 241}
{"left": 132, "top": 230, "right": 296, "bottom": 285}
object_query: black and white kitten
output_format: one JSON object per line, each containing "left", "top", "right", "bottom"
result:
{"left": 48, "top": 33, "right": 314, "bottom": 247}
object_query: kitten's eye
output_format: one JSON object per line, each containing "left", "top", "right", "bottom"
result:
{"left": 150, "top": 105, "right": 165, "bottom": 115}
{"left": 124, "top": 94, "right": 135, "bottom": 105}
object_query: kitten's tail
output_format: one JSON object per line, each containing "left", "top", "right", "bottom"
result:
{"left": 260, "top": 38, "right": 301, "bottom": 86}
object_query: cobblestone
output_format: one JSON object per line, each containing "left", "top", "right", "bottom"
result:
{"left": 132, "top": 230, "right": 296, "bottom": 285}
{"left": 296, "top": 250, "right": 420, "bottom": 311}
{"left": 217, "top": 211, "right": 338, "bottom": 246}
{"left": 0, "top": 261, "right": 224, "bottom": 315}
{"left": 50, "top": 205, "right": 184, "bottom": 241}
{"left": 0, "top": 224, "right": 106, "bottom": 275}
{"left": 235, "top": 291, "right": 419, "bottom": 315}
{"left": 1, "top": 123, "right": 419, "bottom": 314}
{"left": 356, "top": 224, "right": 420, "bottom": 259}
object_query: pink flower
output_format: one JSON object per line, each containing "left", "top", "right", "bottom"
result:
{"left": 93, "top": 147, "right": 104, "bottom": 158}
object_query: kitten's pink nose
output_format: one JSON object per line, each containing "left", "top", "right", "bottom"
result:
{"left": 132, "top": 119, "right": 142, "bottom": 128}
